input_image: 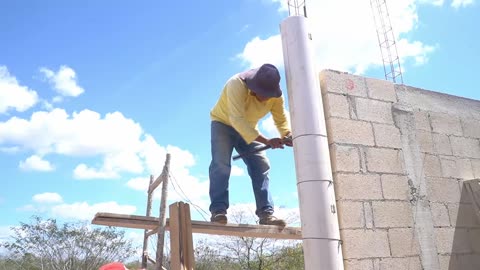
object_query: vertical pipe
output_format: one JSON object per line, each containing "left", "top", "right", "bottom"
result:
{"left": 280, "top": 16, "right": 344, "bottom": 270}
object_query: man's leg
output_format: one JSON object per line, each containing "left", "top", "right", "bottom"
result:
{"left": 236, "top": 140, "right": 286, "bottom": 227}
{"left": 209, "top": 121, "right": 235, "bottom": 223}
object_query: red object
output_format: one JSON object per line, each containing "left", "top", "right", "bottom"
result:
{"left": 99, "top": 262, "right": 128, "bottom": 270}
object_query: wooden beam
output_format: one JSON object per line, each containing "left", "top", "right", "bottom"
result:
{"left": 169, "top": 202, "right": 182, "bottom": 270}
{"left": 92, "top": 212, "right": 302, "bottom": 240}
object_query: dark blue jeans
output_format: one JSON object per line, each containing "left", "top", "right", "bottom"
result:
{"left": 209, "top": 121, "right": 274, "bottom": 217}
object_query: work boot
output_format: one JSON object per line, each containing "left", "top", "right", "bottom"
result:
{"left": 210, "top": 212, "right": 227, "bottom": 224}
{"left": 259, "top": 214, "right": 286, "bottom": 227}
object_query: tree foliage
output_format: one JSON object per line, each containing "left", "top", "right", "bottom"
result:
{"left": 1, "top": 216, "right": 136, "bottom": 270}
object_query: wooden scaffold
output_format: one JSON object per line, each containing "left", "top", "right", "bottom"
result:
{"left": 92, "top": 153, "right": 302, "bottom": 270}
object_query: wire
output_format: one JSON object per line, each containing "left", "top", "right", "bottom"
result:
{"left": 168, "top": 172, "right": 210, "bottom": 221}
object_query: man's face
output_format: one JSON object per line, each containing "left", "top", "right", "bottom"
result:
{"left": 252, "top": 92, "right": 270, "bottom": 102}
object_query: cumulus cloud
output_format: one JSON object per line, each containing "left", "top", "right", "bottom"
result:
{"left": 40, "top": 65, "right": 84, "bottom": 97}
{"left": 231, "top": 165, "right": 245, "bottom": 176}
{"left": 32, "top": 192, "right": 63, "bottom": 203}
{"left": 51, "top": 201, "right": 136, "bottom": 220}
{"left": 0, "top": 108, "right": 146, "bottom": 178}
{"left": 451, "top": 0, "right": 475, "bottom": 8}
{"left": 19, "top": 155, "right": 55, "bottom": 172}
{"left": 0, "top": 66, "right": 39, "bottom": 114}
{"left": 239, "top": 0, "right": 437, "bottom": 75}
{"left": 259, "top": 112, "right": 291, "bottom": 138}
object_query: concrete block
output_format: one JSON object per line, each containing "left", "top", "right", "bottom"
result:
{"left": 388, "top": 228, "right": 420, "bottom": 256}
{"left": 447, "top": 203, "right": 480, "bottom": 228}
{"left": 423, "top": 154, "right": 442, "bottom": 178}
{"left": 416, "top": 130, "right": 434, "bottom": 153}
{"left": 472, "top": 159, "right": 480, "bottom": 178}
{"left": 344, "top": 259, "right": 374, "bottom": 270}
{"left": 337, "top": 201, "right": 365, "bottom": 229}
{"left": 430, "top": 112, "right": 463, "bottom": 136}
{"left": 430, "top": 203, "right": 451, "bottom": 227}
{"left": 462, "top": 118, "right": 480, "bottom": 139}
{"left": 355, "top": 98, "right": 394, "bottom": 124}
{"left": 319, "top": 70, "right": 368, "bottom": 97}
{"left": 381, "top": 174, "right": 409, "bottom": 200}
{"left": 365, "top": 148, "right": 404, "bottom": 174}
{"left": 335, "top": 173, "right": 383, "bottom": 200}
{"left": 328, "top": 118, "right": 375, "bottom": 146}
{"left": 330, "top": 144, "right": 361, "bottom": 173}
{"left": 373, "top": 124, "right": 402, "bottom": 148}
{"left": 433, "top": 133, "right": 452, "bottom": 155}
{"left": 440, "top": 157, "right": 474, "bottom": 179}
{"left": 324, "top": 93, "right": 350, "bottom": 119}
{"left": 435, "top": 227, "right": 471, "bottom": 254}
{"left": 365, "top": 77, "right": 397, "bottom": 102}
{"left": 427, "top": 177, "right": 461, "bottom": 203}
{"left": 413, "top": 111, "right": 431, "bottom": 131}
{"left": 378, "top": 257, "right": 422, "bottom": 270}
{"left": 372, "top": 201, "right": 414, "bottom": 228}
{"left": 341, "top": 229, "right": 390, "bottom": 259}
{"left": 450, "top": 136, "right": 480, "bottom": 158}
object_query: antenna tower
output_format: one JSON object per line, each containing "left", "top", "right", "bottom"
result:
{"left": 287, "top": 0, "right": 307, "bottom": 17}
{"left": 370, "top": 0, "right": 403, "bottom": 83}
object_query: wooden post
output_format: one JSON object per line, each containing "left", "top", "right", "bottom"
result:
{"left": 181, "top": 203, "right": 195, "bottom": 269}
{"left": 155, "top": 153, "right": 171, "bottom": 270}
{"left": 169, "top": 202, "right": 182, "bottom": 270}
{"left": 141, "top": 175, "right": 154, "bottom": 269}
{"left": 168, "top": 202, "right": 195, "bottom": 270}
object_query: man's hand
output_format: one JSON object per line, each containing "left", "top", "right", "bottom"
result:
{"left": 266, "top": 138, "right": 285, "bottom": 149}
{"left": 283, "top": 132, "right": 293, "bottom": 147}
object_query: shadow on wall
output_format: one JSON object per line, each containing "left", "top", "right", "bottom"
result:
{"left": 448, "top": 179, "right": 480, "bottom": 270}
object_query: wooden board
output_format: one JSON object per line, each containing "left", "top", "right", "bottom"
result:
{"left": 92, "top": 212, "right": 302, "bottom": 240}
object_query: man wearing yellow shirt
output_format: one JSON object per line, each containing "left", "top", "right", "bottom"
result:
{"left": 209, "top": 63, "right": 292, "bottom": 226}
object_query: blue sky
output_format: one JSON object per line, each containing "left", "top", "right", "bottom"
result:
{"left": 1, "top": 0, "right": 479, "bottom": 247}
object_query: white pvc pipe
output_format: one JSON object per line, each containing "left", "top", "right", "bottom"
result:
{"left": 280, "top": 16, "right": 344, "bottom": 270}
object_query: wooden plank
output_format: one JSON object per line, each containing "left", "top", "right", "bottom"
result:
{"left": 92, "top": 212, "right": 302, "bottom": 240}
{"left": 169, "top": 202, "right": 182, "bottom": 270}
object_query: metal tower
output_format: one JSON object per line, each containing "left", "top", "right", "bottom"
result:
{"left": 287, "top": 0, "right": 307, "bottom": 17}
{"left": 370, "top": 0, "right": 404, "bottom": 83}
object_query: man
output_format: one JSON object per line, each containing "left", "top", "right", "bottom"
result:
{"left": 209, "top": 63, "right": 292, "bottom": 226}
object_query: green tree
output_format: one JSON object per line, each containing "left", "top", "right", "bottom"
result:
{"left": 1, "top": 216, "right": 136, "bottom": 270}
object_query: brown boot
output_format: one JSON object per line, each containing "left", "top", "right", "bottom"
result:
{"left": 210, "top": 212, "right": 227, "bottom": 225}
{"left": 259, "top": 215, "right": 286, "bottom": 227}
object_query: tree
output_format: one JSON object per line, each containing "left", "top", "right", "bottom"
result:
{"left": 1, "top": 216, "right": 136, "bottom": 270}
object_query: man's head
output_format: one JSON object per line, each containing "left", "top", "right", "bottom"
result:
{"left": 239, "top": 64, "right": 282, "bottom": 98}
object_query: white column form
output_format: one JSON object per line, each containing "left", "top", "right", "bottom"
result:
{"left": 280, "top": 16, "right": 344, "bottom": 270}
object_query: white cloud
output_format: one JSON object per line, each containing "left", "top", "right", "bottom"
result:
{"left": 239, "top": 1, "right": 436, "bottom": 75}
{"left": 0, "top": 108, "right": 146, "bottom": 179}
{"left": 19, "top": 155, "right": 55, "bottom": 172}
{"left": 32, "top": 192, "right": 63, "bottom": 204}
{"left": 231, "top": 165, "right": 245, "bottom": 176}
{"left": 259, "top": 113, "right": 291, "bottom": 138}
{"left": 451, "top": 0, "right": 474, "bottom": 8}
{"left": 40, "top": 65, "right": 84, "bottom": 97}
{"left": 419, "top": 0, "right": 445, "bottom": 6}
{"left": 73, "top": 164, "right": 120, "bottom": 179}
{"left": 126, "top": 176, "right": 150, "bottom": 191}
{"left": 0, "top": 66, "right": 39, "bottom": 114}
{"left": 51, "top": 201, "right": 136, "bottom": 220}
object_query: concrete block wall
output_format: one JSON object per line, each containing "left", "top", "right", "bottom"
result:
{"left": 319, "top": 70, "right": 480, "bottom": 270}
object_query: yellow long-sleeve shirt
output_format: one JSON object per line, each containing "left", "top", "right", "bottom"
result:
{"left": 210, "top": 75, "right": 291, "bottom": 144}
